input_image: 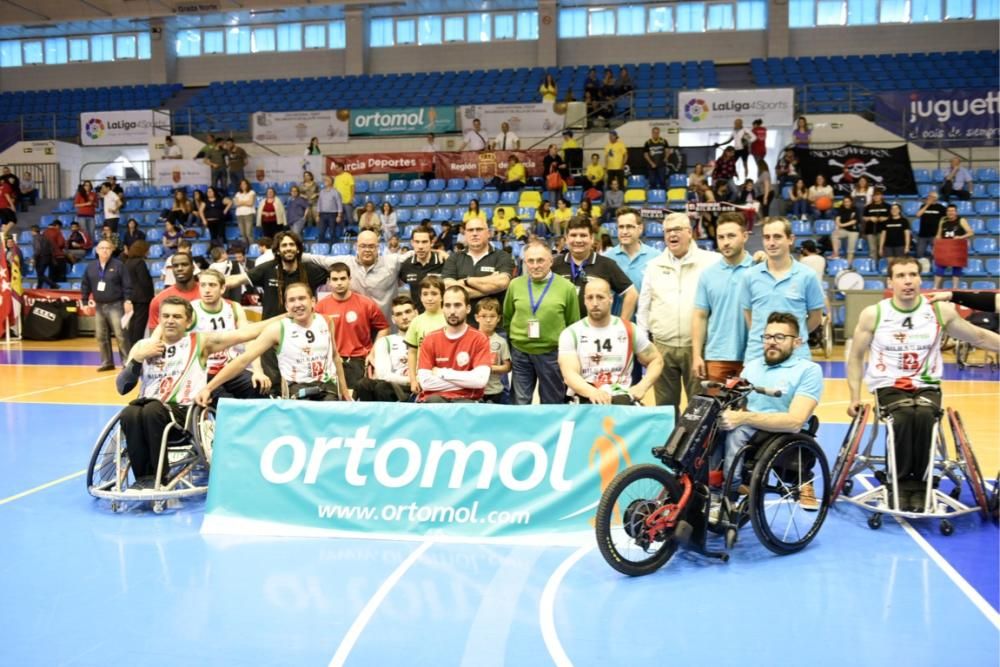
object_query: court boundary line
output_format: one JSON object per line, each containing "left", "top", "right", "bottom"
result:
{"left": 540, "top": 544, "right": 593, "bottom": 667}
{"left": 854, "top": 475, "right": 1000, "bottom": 630}
{"left": 0, "top": 375, "right": 116, "bottom": 402}
{"left": 328, "top": 539, "right": 433, "bottom": 667}
{"left": 0, "top": 469, "right": 86, "bottom": 506}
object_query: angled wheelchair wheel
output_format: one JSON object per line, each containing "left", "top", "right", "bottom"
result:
{"left": 595, "top": 464, "right": 681, "bottom": 577}
{"left": 749, "top": 435, "right": 831, "bottom": 555}
{"left": 830, "top": 404, "right": 871, "bottom": 501}
{"left": 948, "top": 408, "right": 990, "bottom": 518}
{"left": 190, "top": 405, "right": 216, "bottom": 465}
{"left": 86, "top": 412, "right": 130, "bottom": 494}
{"left": 822, "top": 317, "right": 834, "bottom": 359}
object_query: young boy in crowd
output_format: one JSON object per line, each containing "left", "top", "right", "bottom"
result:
{"left": 474, "top": 297, "right": 511, "bottom": 404}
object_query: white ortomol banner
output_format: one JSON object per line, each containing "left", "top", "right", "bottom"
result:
{"left": 678, "top": 89, "right": 795, "bottom": 129}
{"left": 459, "top": 103, "right": 565, "bottom": 137}
{"left": 245, "top": 156, "right": 325, "bottom": 185}
{"left": 251, "top": 110, "right": 349, "bottom": 145}
{"left": 153, "top": 159, "right": 210, "bottom": 187}
{"left": 80, "top": 110, "right": 170, "bottom": 146}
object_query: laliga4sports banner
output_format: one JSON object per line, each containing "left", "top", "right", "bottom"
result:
{"left": 798, "top": 144, "right": 918, "bottom": 197}
{"left": 679, "top": 88, "right": 794, "bottom": 129}
{"left": 202, "top": 400, "right": 674, "bottom": 545}
{"left": 80, "top": 110, "right": 169, "bottom": 146}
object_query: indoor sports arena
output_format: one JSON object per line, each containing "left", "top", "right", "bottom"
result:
{"left": 0, "top": 1, "right": 997, "bottom": 664}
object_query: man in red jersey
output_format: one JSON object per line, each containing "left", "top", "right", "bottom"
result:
{"left": 416, "top": 285, "right": 492, "bottom": 403}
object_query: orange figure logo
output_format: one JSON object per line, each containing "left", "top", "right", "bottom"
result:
{"left": 589, "top": 416, "right": 632, "bottom": 526}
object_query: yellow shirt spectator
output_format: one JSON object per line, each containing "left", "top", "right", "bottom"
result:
{"left": 463, "top": 209, "right": 487, "bottom": 224}
{"left": 539, "top": 83, "right": 557, "bottom": 103}
{"left": 553, "top": 206, "right": 573, "bottom": 232}
{"left": 605, "top": 139, "right": 627, "bottom": 170}
{"left": 586, "top": 163, "right": 606, "bottom": 185}
{"left": 535, "top": 208, "right": 554, "bottom": 230}
{"left": 334, "top": 171, "right": 355, "bottom": 207}
{"left": 492, "top": 213, "right": 511, "bottom": 235}
{"left": 506, "top": 161, "right": 526, "bottom": 184}
{"left": 512, "top": 221, "right": 528, "bottom": 239}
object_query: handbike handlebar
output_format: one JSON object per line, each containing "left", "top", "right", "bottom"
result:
{"left": 700, "top": 379, "right": 782, "bottom": 399}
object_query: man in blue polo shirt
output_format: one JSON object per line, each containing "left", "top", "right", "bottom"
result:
{"left": 740, "top": 217, "right": 825, "bottom": 362}
{"left": 606, "top": 207, "right": 657, "bottom": 316}
{"left": 719, "top": 311, "right": 824, "bottom": 510}
{"left": 692, "top": 212, "right": 753, "bottom": 383}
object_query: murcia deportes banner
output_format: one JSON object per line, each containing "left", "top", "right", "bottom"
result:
{"left": 202, "top": 400, "right": 674, "bottom": 545}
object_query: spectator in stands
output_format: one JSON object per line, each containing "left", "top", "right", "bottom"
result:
{"left": 552, "top": 197, "right": 573, "bottom": 237}
{"left": 460, "top": 118, "right": 488, "bottom": 152}
{"left": 200, "top": 186, "right": 231, "bottom": 247}
{"left": 776, "top": 148, "right": 799, "bottom": 190}
{"left": 851, "top": 175, "right": 873, "bottom": 222}
{"left": 750, "top": 119, "right": 767, "bottom": 163}
{"left": 285, "top": 185, "right": 309, "bottom": 238}
{"left": 316, "top": 262, "right": 390, "bottom": 389}
{"left": 717, "top": 118, "right": 753, "bottom": 180}
{"left": 793, "top": 116, "right": 811, "bottom": 148}
{"left": 332, "top": 161, "right": 356, "bottom": 229}
{"left": 545, "top": 160, "right": 566, "bottom": 208}
{"left": 584, "top": 68, "right": 601, "bottom": 100}
{"left": 161, "top": 135, "right": 182, "bottom": 160}
{"left": 584, "top": 153, "right": 605, "bottom": 192}
{"left": 933, "top": 204, "right": 974, "bottom": 289}
{"left": 44, "top": 220, "right": 67, "bottom": 282}
{"left": 100, "top": 182, "right": 122, "bottom": 234}
{"left": 422, "top": 133, "right": 437, "bottom": 153}
{"left": 754, "top": 159, "right": 774, "bottom": 216}
{"left": 299, "top": 171, "right": 319, "bottom": 228}
{"left": 939, "top": 156, "right": 973, "bottom": 202}
{"left": 442, "top": 217, "right": 515, "bottom": 321}
{"left": 915, "top": 191, "right": 946, "bottom": 260}
{"left": 493, "top": 121, "right": 520, "bottom": 151}
{"left": 692, "top": 182, "right": 717, "bottom": 239}
{"left": 863, "top": 188, "right": 890, "bottom": 265}
{"left": 617, "top": 67, "right": 635, "bottom": 97}
{"left": 123, "top": 240, "right": 154, "bottom": 350}
{"left": 256, "top": 187, "right": 287, "bottom": 240}
{"left": 233, "top": 179, "right": 256, "bottom": 246}
{"left": 491, "top": 207, "right": 511, "bottom": 241}
{"left": 737, "top": 178, "right": 758, "bottom": 212}
{"left": 82, "top": 239, "right": 132, "bottom": 370}
{"left": 379, "top": 201, "right": 398, "bottom": 241}
{"left": 162, "top": 219, "right": 181, "bottom": 257}
{"left": 603, "top": 178, "right": 624, "bottom": 223}
{"left": 643, "top": 126, "right": 669, "bottom": 190}
{"left": 357, "top": 201, "right": 379, "bottom": 235}
{"left": 799, "top": 240, "right": 827, "bottom": 282}
{"left": 831, "top": 196, "right": 860, "bottom": 263}
{"left": 638, "top": 212, "right": 720, "bottom": 414}
{"left": 539, "top": 73, "right": 557, "bottom": 103}
{"left": 317, "top": 175, "right": 344, "bottom": 243}
{"left": 688, "top": 163, "right": 708, "bottom": 191}
{"left": 462, "top": 199, "right": 485, "bottom": 226}
{"left": 604, "top": 131, "right": 627, "bottom": 189}
{"left": 305, "top": 137, "right": 322, "bottom": 156}
{"left": 203, "top": 136, "right": 228, "bottom": 193}
{"left": 399, "top": 228, "right": 444, "bottom": 312}
{"left": 712, "top": 147, "right": 738, "bottom": 201}
{"left": 534, "top": 200, "right": 554, "bottom": 237}
{"left": 121, "top": 218, "right": 144, "bottom": 253}
{"left": 600, "top": 68, "right": 617, "bottom": 100}
{"left": 30, "top": 225, "right": 57, "bottom": 289}
{"left": 65, "top": 220, "right": 92, "bottom": 264}
{"left": 560, "top": 129, "right": 579, "bottom": 162}
{"left": 74, "top": 180, "right": 98, "bottom": 243}
{"left": 498, "top": 155, "right": 526, "bottom": 192}
{"left": 354, "top": 295, "right": 417, "bottom": 402}
{"left": 789, "top": 178, "right": 810, "bottom": 220}
{"left": 18, "top": 172, "right": 36, "bottom": 211}
{"left": 503, "top": 242, "right": 579, "bottom": 404}
{"left": 1, "top": 168, "right": 19, "bottom": 212}
{"left": 881, "top": 203, "right": 911, "bottom": 259}
{"left": 226, "top": 140, "right": 248, "bottom": 195}
{"left": 191, "top": 190, "right": 207, "bottom": 228}
{"left": 807, "top": 174, "right": 834, "bottom": 220}
{"left": 100, "top": 223, "right": 122, "bottom": 259}
{"left": 577, "top": 198, "right": 595, "bottom": 223}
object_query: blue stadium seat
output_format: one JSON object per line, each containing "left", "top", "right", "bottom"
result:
{"left": 390, "top": 180, "right": 409, "bottom": 193}
{"left": 412, "top": 207, "right": 431, "bottom": 221}
{"left": 446, "top": 178, "right": 466, "bottom": 191}
{"left": 149, "top": 261, "right": 165, "bottom": 278}
{"left": 826, "top": 258, "right": 848, "bottom": 275}
{"left": 669, "top": 174, "right": 688, "bottom": 188}
{"left": 792, "top": 220, "right": 812, "bottom": 235}
{"left": 912, "top": 169, "right": 932, "bottom": 183}
{"left": 439, "top": 192, "right": 459, "bottom": 206}
{"left": 987, "top": 218, "right": 1000, "bottom": 235}
{"left": 396, "top": 209, "right": 412, "bottom": 223}
{"left": 954, "top": 200, "right": 974, "bottom": 215}
{"left": 146, "top": 229, "right": 164, "bottom": 242}
{"left": 972, "top": 237, "right": 998, "bottom": 254}
{"left": 419, "top": 192, "right": 439, "bottom": 206}
{"left": 863, "top": 279, "right": 884, "bottom": 290}
{"left": 480, "top": 191, "right": 499, "bottom": 205}
{"left": 974, "top": 200, "right": 997, "bottom": 215}
{"left": 986, "top": 258, "right": 1000, "bottom": 275}
{"left": 331, "top": 243, "right": 352, "bottom": 256}
{"left": 148, "top": 245, "right": 164, "bottom": 259}
{"left": 647, "top": 189, "right": 667, "bottom": 204}
{"left": 813, "top": 219, "right": 834, "bottom": 235}
{"left": 400, "top": 193, "right": 419, "bottom": 207}
{"left": 965, "top": 259, "right": 986, "bottom": 276}
{"left": 432, "top": 207, "right": 452, "bottom": 223}
{"left": 644, "top": 222, "right": 663, "bottom": 237}
{"left": 975, "top": 167, "right": 998, "bottom": 182}
{"left": 627, "top": 175, "right": 648, "bottom": 189}
{"left": 370, "top": 180, "right": 388, "bottom": 193}
{"left": 971, "top": 280, "right": 996, "bottom": 289}
{"left": 408, "top": 179, "right": 426, "bottom": 192}
{"left": 466, "top": 178, "right": 485, "bottom": 190}
{"left": 355, "top": 180, "right": 369, "bottom": 193}
{"left": 310, "top": 243, "right": 330, "bottom": 255}
{"left": 427, "top": 179, "right": 446, "bottom": 191}
{"left": 565, "top": 189, "right": 583, "bottom": 205}
{"left": 902, "top": 201, "right": 922, "bottom": 217}
{"left": 68, "top": 262, "right": 86, "bottom": 279}
{"left": 852, "top": 258, "right": 877, "bottom": 275}
{"left": 499, "top": 191, "right": 519, "bottom": 205}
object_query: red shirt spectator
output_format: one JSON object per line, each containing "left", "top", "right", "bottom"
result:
{"left": 751, "top": 124, "right": 767, "bottom": 159}
{"left": 712, "top": 151, "right": 737, "bottom": 182}
{"left": 0, "top": 181, "right": 15, "bottom": 211}
{"left": 74, "top": 189, "right": 97, "bottom": 217}
{"left": 43, "top": 224, "right": 67, "bottom": 260}
{"left": 417, "top": 326, "right": 492, "bottom": 402}
{"left": 147, "top": 282, "right": 200, "bottom": 329}
{"left": 316, "top": 291, "right": 389, "bottom": 358}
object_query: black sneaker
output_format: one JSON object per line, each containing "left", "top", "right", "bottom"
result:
{"left": 96, "top": 364, "right": 115, "bottom": 372}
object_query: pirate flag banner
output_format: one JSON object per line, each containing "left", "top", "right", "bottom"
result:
{"left": 798, "top": 144, "right": 917, "bottom": 197}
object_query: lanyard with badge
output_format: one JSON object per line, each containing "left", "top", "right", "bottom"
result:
{"left": 569, "top": 256, "right": 588, "bottom": 294}
{"left": 97, "top": 263, "right": 108, "bottom": 292}
{"left": 527, "top": 274, "right": 554, "bottom": 339}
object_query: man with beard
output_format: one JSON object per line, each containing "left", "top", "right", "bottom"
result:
{"left": 148, "top": 252, "right": 200, "bottom": 330}
{"left": 558, "top": 278, "right": 662, "bottom": 404}
{"left": 692, "top": 212, "right": 753, "bottom": 384}
{"left": 354, "top": 295, "right": 417, "bottom": 402}
{"left": 197, "top": 282, "right": 351, "bottom": 404}
{"left": 416, "top": 285, "right": 492, "bottom": 403}
{"left": 718, "top": 311, "right": 824, "bottom": 510}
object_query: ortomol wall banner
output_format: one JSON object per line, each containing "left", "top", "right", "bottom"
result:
{"left": 349, "top": 107, "right": 458, "bottom": 137}
{"left": 678, "top": 89, "right": 795, "bottom": 129}
{"left": 202, "top": 400, "right": 674, "bottom": 545}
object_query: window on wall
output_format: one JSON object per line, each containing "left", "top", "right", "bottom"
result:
{"left": 847, "top": 0, "right": 879, "bottom": 23}
{"left": 945, "top": 0, "right": 975, "bottom": 16}
{"left": 736, "top": 0, "right": 767, "bottom": 28}
{"left": 911, "top": 0, "right": 943, "bottom": 21}
{"left": 115, "top": 34, "right": 137, "bottom": 59}
{"left": 138, "top": 33, "right": 151, "bottom": 59}
{"left": 251, "top": 27, "right": 276, "bottom": 52}
{"left": 879, "top": 0, "right": 908, "bottom": 21}
{"left": 176, "top": 29, "right": 201, "bottom": 57}
{"left": 370, "top": 17, "right": 394, "bottom": 47}
{"left": 304, "top": 23, "right": 326, "bottom": 48}
{"left": 559, "top": 8, "right": 587, "bottom": 37}
{"left": 706, "top": 3, "right": 735, "bottom": 28}
{"left": 418, "top": 16, "right": 442, "bottom": 44}
{"left": 789, "top": 0, "right": 816, "bottom": 25}
{"left": 396, "top": 18, "right": 416, "bottom": 45}
{"left": 23, "top": 41, "right": 43, "bottom": 65}
{"left": 203, "top": 30, "right": 224, "bottom": 54}
{"left": 817, "top": 0, "right": 846, "bottom": 23}
{"left": 444, "top": 16, "right": 464, "bottom": 42}
{"left": 648, "top": 6, "right": 674, "bottom": 31}
{"left": 276, "top": 23, "right": 301, "bottom": 51}
{"left": 329, "top": 21, "right": 346, "bottom": 48}
{"left": 517, "top": 11, "right": 538, "bottom": 39}
{"left": 68, "top": 37, "right": 88, "bottom": 62}
{"left": 0, "top": 41, "right": 21, "bottom": 67}
{"left": 227, "top": 27, "right": 251, "bottom": 54}
{"left": 494, "top": 14, "right": 515, "bottom": 39}
{"left": 977, "top": 0, "right": 1000, "bottom": 18}
{"left": 44, "top": 38, "right": 67, "bottom": 65}
{"left": 589, "top": 8, "right": 616, "bottom": 35}
{"left": 468, "top": 14, "right": 491, "bottom": 42}
{"left": 676, "top": 3, "right": 706, "bottom": 31}
{"left": 618, "top": 6, "right": 645, "bottom": 34}
{"left": 91, "top": 35, "right": 113, "bottom": 61}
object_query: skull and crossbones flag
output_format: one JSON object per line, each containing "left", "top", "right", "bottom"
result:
{"left": 797, "top": 144, "right": 917, "bottom": 197}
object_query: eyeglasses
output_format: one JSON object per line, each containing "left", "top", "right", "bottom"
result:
{"left": 761, "top": 333, "right": 797, "bottom": 343}
{"left": 664, "top": 226, "right": 689, "bottom": 235}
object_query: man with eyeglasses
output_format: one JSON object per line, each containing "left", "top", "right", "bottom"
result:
{"left": 719, "top": 311, "right": 824, "bottom": 510}
{"left": 637, "top": 212, "right": 721, "bottom": 414}
{"left": 321, "top": 230, "right": 410, "bottom": 322}
{"left": 442, "top": 217, "right": 515, "bottom": 324}
{"left": 740, "top": 217, "right": 825, "bottom": 362}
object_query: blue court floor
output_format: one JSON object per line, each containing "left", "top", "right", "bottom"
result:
{"left": 1, "top": 398, "right": 997, "bottom": 667}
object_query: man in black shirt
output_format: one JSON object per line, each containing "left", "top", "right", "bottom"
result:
{"left": 441, "top": 218, "right": 515, "bottom": 324}
{"left": 552, "top": 217, "right": 637, "bottom": 320}
{"left": 82, "top": 239, "right": 132, "bottom": 371}
{"left": 915, "top": 191, "right": 946, "bottom": 260}
{"left": 399, "top": 228, "right": 444, "bottom": 312}
{"left": 643, "top": 126, "right": 669, "bottom": 190}
{"left": 862, "top": 189, "right": 891, "bottom": 265}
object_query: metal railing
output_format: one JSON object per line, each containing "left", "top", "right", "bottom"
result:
{"left": 78, "top": 160, "right": 154, "bottom": 191}
{"left": 4, "top": 162, "right": 61, "bottom": 199}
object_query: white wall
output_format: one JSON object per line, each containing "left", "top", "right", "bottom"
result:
{"left": 0, "top": 60, "right": 154, "bottom": 92}
{"left": 174, "top": 50, "right": 347, "bottom": 86}
{"left": 558, "top": 32, "right": 769, "bottom": 65}
{"left": 788, "top": 22, "right": 998, "bottom": 56}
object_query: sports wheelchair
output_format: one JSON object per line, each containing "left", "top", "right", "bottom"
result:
{"left": 595, "top": 378, "right": 832, "bottom": 577}
{"left": 86, "top": 402, "right": 215, "bottom": 514}
{"left": 831, "top": 397, "right": 995, "bottom": 535}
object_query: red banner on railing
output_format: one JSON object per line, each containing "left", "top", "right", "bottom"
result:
{"left": 325, "top": 150, "right": 548, "bottom": 178}
{"left": 325, "top": 153, "right": 433, "bottom": 176}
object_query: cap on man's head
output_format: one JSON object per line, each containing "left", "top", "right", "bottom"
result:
{"left": 609, "top": 130, "right": 618, "bottom": 137}
{"left": 562, "top": 130, "right": 573, "bottom": 137}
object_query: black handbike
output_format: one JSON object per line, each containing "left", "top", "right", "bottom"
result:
{"left": 595, "top": 378, "right": 831, "bottom": 577}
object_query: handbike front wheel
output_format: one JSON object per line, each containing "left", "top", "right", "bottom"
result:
{"left": 595, "top": 464, "right": 682, "bottom": 577}
{"left": 750, "top": 436, "right": 831, "bottom": 555}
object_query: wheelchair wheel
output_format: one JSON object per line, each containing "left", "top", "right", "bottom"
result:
{"left": 948, "top": 408, "right": 990, "bottom": 518}
{"left": 749, "top": 436, "right": 831, "bottom": 555}
{"left": 822, "top": 317, "right": 833, "bottom": 359}
{"left": 595, "top": 464, "right": 682, "bottom": 577}
{"left": 830, "top": 404, "right": 871, "bottom": 501}
{"left": 190, "top": 405, "right": 216, "bottom": 465}
{"left": 86, "top": 412, "right": 130, "bottom": 493}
